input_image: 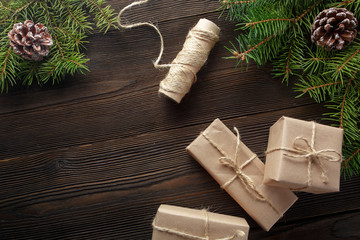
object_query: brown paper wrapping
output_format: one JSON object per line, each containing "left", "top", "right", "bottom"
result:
{"left": 186, "top": 119, "right": 298, "bottom": 231}
{"left": 152, "top": 204, "right": 249, "bottom": 240}
{"left": 264, "top": 116, "right": 343, "bottom": 194}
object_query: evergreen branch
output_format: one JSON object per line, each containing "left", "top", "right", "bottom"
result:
{"left": 311, "top": 57, "right": 330, "bottom": 61}
{"left": 221, "top": 0, "right": 257, "bottom": 9}
{"left": 354, "top": 80, "right": 360, "bottom": 94}
{"left": 0, "top": 0, "right": 37, "bottom": 25}
{"left": 0, "top": 5, "right": 14, "bottom": 13}
{"left": 49, "top": 64, "right": 58, "bottom": 76}
{"left": 43, "top": 3, "right": 65, "bottom": 59}
{"left": 245, "top": 18, "right": 294, "bottom": 28}
{"left": 67, "top": 58, "right": 86, "bottom": 68}
{"left": 339, "top": 77, "right": 353, "bottom": 128}
{"left": 343, "top": 148, "right": 360, "bottom": 167}
{"left": 13, "top": 0, "right": 36, "bottom": 15}
{"left": 337, "top": 48, "right": 360, "bottom": 72}
{"left": 222, "top": 0, "right": 256, "bottom": 4}
{"left": 285, "top": 36, "right": 295, "bottom": 78}
{"left": 302, "top": 81, "right": 342, "bottom": 93}
{"left": 59, "top": 0, "right": 83, "bottom": 29}
{"left": 0, "top": 47, "right": 11, "bottom": 78}
{"left": 337, "top": 0, "right": 355, "bottom": 7}
{"left": 233, "top": 34, "right": 275, "bottom": 60}
{"left": 0, "top": 46, "right": 17, "bottom": 92}
{"left": 294, "top": 0, "right": 323, "bottom": 23}
{"left": 51, "top": 35, "right": 65, "bottom": 60}
{"left": 86, "top": 0, "right": 117, "bottom": 31}
{"left": 54, "top": 27, "right": 81, "bottom": 45}
{"left": 273, "top": 31, "right": 306, "bottom": 82}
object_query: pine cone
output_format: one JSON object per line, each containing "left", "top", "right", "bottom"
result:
{"left": 311, "top": 8, "right": 358, "bottom": 50}
{"left": 8, "top": 20, "right": 53, "bottom": 61}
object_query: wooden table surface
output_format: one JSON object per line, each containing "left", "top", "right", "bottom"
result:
{"left": 1, "top": 1, "right": 360, "bottom": 239}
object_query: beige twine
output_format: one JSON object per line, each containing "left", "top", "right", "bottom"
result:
{"left": 265, "top": 121, "right": 342, "bottom": 190}
{"left": 152, "top": 209, "right": 245, "bottom": 240}
{"left": 202, "top": 127, "right": 281, "bottom": 216}
{"left": 117, "top": 0, "right": 220, "bottom": 103}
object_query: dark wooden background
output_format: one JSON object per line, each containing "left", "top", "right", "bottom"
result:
{"left": 1, "top": 1, "right": 360, "bottom": 239}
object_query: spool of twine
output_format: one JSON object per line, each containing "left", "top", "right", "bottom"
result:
{"left": 158, "top": 19, "right": 220, "bottom": 103}
{"left": 118, "top": 1, "right": 220, "bottom": 103}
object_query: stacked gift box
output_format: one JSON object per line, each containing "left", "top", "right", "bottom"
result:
{"left": 151, "top": 117, "right": 343, "bottom": 239}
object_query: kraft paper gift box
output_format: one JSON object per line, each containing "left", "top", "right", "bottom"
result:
{"left": 152, "top": 204, "right": 249, "bottom": 240}
{"left": 264, "top": 116, "right": 344, "bottom": 194}
{"left": 186, "top": 118, "right": 298, "bottom": 231}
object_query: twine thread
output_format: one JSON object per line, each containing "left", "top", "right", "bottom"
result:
{"left": 118, "top": 0, "right": 220, "bottom": 103}
{"left": 152, "top": 209, "right": 245, "bottom": 240}
{"left": 202, "top": 127, "right": 282, "bottom": 216}
{"left": 117, "top": 0, "right": 171, "bottom": 69}
{"left": 265, "top": 121, "right": 342, "bottom": 190}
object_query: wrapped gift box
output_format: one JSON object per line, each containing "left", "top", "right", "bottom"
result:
{"left": 152, "top": 204, "right": 249, "bottom": 240}
{"left": 186, "top": 118, "right": 298, "bottom": 231}
{"left": 264, "top": 116, "right": 343, "bottom": 194}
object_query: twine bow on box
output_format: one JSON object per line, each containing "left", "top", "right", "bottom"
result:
{"left": 153, "top": 209, "right": 245, "bottom": 240}
{"left": 266, "top": 121, "right": 343, "bottom": 190}
{"left": 202, "top": 127, "right": 281, "bottom": 216}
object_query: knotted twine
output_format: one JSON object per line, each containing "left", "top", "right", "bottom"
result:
{"left": 117, "top": 0, "right": 220, "bottom": 103}
{"left": 201, "top": 127, "right": 281, "bottom": 216}
{"left": 152, "top": 209, "right": 245, "bottom": 240}
{"left": 265, "top": 121, "right": 342, "bottom": 190}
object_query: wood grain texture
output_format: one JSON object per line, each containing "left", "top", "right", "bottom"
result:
{"left": 0, "top": 0, "right": 359, "bottom": 239}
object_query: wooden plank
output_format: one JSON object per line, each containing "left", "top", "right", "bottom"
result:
{"left": 1, "top": 106, "right": 359, "bottom": 239}
{"left": 250, "top": 211, "right": 360, "bottom": 240}
{"left": 0, "top": 63, "right": 314, "bottom": 159}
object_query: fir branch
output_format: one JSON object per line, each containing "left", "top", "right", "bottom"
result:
{"left": 223, "top": 0, "right": 256, "bottom": 4}
{"left": 43, "top": 3, "right": 65, "bottom": 59}
{"left": 311, "top": 57, "right": 330, "bottom": 61}
{"left": 58, "top": 0, "right": 92, "bottom": 33}
{"left": 337, "top": 0, "right": 355, "bottom": 7}
{"left": 339, "top": 77, "right": 354, "bottom": 128}
{"left": 302, "top": 81, "right": 342, "bottom": 93}
{"left": 9, "top": 0, "right": 37, "bottom": 17}
{"left": 272, "top": 32, "right": 305, "bottom": 82}
{"left": 354, "top": 79, "right": 360, "bottom": 93}
{"left": 87, "top": 0, "right": 112, "bottom": 24}
{"left": 0, "top": 5, "right": 14, "bottom": 13}
{"left": 285, "top": 36, "right": 295, "bottom": 78}
{"left": 1, "top": 47, "right": 11, "bottom": 77}
{"left": 0, "top": 47, "right": 12, "bottom": 92}
{"left": 233, "top": 34, "right": 275, "bottom": 60}
{"left": 294, "top": 0, "right": 323, "bottom": 23}
{"left": 337, "top": 48, "right": 360, "bottom": 72}
{"left": 86, "top": 0, "right": 118, "bottom": 32}
{"left": 0, "top": 0, "right": 37, "bottom": 26}
{"left": 344, "top": 148, "right": 360, "bottom": 167}
{"left": 221, "top": 0, "right": 257, "bottom": 10}
{"left": 0, "top": 0, "right": 35, "bottom": 25}
{"left": 54, "top": 27, "right": 81, "bottom": 45}
{"left": 59, "top": 0, "right": 82, "bottom": 27}
{"left": 245, "top": 18, "right": 294, "bottom": 28}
